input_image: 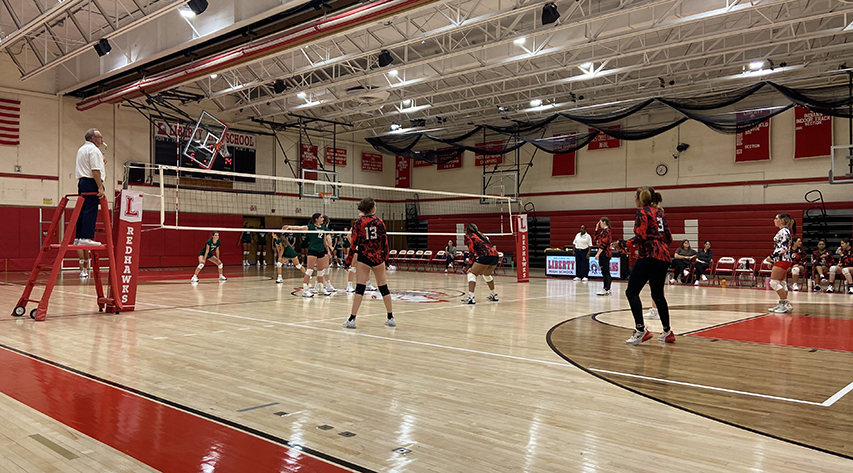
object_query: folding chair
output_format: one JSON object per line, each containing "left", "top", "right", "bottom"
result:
{"left": 496, "top": 252, "right": 506, "bottom": 275}
{"left": 430, "top": 250, "right": 445, "bottom": 272}
{"left": 712, "top": 257, "right": 735, "bottom": 285}
{"left": 757, "top": 259, "right": 773, "bottom": 287}
{"left": 418, "top": 250, "right": 433, "bottom": 271}
{"left": 388, "top": 249, "right": 398, "bottom": 266}
{"left": 402, "top": 249, "right": 416, "bottom": 270}
{"left": 734, "top": 257, "right": 757, "bottom": 286}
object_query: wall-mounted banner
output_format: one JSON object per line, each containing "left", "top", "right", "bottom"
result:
{"left": 325, "top": 147, "right": 347, "bottom": 166}
{"left": 362, "top": 152, "right": 384, "bottom": 172}
{"left": 301, "top": 144, "right": 318, "bottom": 180}
{"left": 735, "top": 113, "right": 770, "bottom": 162}
{"left": 794, "top": 107, "right": 832, "bottom": 159}
{"left": 395, "top": 156, "right": 411, "bottom": 188}
{"left": 437, "top": 153, "right": 463, "bottom": 170}
{"left": 587, "top": 126, "right": 621, "bottom": 150}
{"left": 475, "top": 141, "right": 505, "bottom": 166}
{"left": 552, "top": 132, "right": 577, "bottom": 176}
{"left": 413, "top": 157, "right": 433, "bottom": 167}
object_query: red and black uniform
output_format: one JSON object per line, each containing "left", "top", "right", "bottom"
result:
{"left": 595, "top": 227, "right": 613, "bottom": 291}
{"left": 813, "top": 250, "right": 834, "bottom": 268}
{"left": 465, "top": 232, "right": 499, "bottom": 266}
{"left": 838, "top": 248, "right": 853, "bottom": 268}
{"left": 351, "top": 215, "right": 389, "bottom": 267}
{"left": 791, "top": 247, "right": 807, "bottom": 266}
{"left": 626, "top": 206, "right": 674, "bottom": 330}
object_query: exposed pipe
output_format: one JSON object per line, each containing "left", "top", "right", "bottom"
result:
{"left": 76, "top": 0, "right": 439, "bottom": 111}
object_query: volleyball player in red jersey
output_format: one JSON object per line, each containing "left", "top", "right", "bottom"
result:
{"left": 343, "top": 197, "right": 394, "bottom": 329}
{"left": 594, "top": 217, "right": 613, "bottom": 296}
{"left": 789, "top": 237, "right": 807, "bottom": 291}
{"left": 343, "top": 215, "right": 376, "bottom": 293}
{"left": 625, "top": 187, "right": 674, "bottom": 345}
{"left": 461, "top": 223, "right": 500, "bottom": 304}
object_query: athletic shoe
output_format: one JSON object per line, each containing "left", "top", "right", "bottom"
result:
{"left": 487, "top": 294, "right": 499, "bottom": 302}
{"left": 263, "top": 260, "right": 268, "bottom": 266}
{"left": 573, "top": 277, "right": 580, "bottom": 281}
{"left": 387, "top": 265, "right": 397, "bottom": 271}
{"left": 73, "top": 238, "right": 80, "bottom": 245}
{"left": 848, "top": 287, "right": 853, "bottom": 295}
{"left": 367, "top": 283, "right": 377, "bottom": 292}
{"left": 694, "top": 281, "right": 700, "bottom": 286}
{"left": 644, "top": 308, "right": 659, "bottom": 320}
{"left": 683, "top": 269, "right": 689, "bottom": 277}
{"left": 79, "top": 271, "right": 89, "bottom": 278}
{"left": 325, "top": 283, "right": 336, "bottom": 292}
{"left": 792, "top": 283, "right": 799, "bottom": 291}
{"left": 219, "top": 275, "right": 227, "bottom": 281}
{"left": 190, "top": 275, "right": 198, "bottom": 283}
{"left": 276, "top": 277, "right": 283, "bottom": 283}
{"left": 302, "top": 290, "right": 314, "bottom": 298}
{"left": 346, "top": 286, "right": 354, "bottom": 293}
{"left": 257, "top": 262, "right": 261, "bottom": 266}
{"left": 445, "top": 268, "right": 448, "bottom": 273}
{"left": 626, "top": 329, "right": 653, "bottom": 346}
{"left": 77, "top": 238, "right": 101, "bottom": 246}
{"left": 826, "top": 286, "right": 835, "bottom": 293}
{"left": 658, "top": 330, "right": 676, "bottom": 343}
{"left": 342, "top": 319, "right": 356, "bottom": 329}
{"left": 384, "top": 317, "right": 396, "bottom": 327}
{"left": 582, "top": 277, "right": 588, "bottom": 282}
{"left": 768, "top": 302, "right": 786, "bottom": 313}
{"left": 669, "top": 278, "right": 677, "bottom": 284}
{"left": 701, "top": 275, "right": 708, "bottom": 281}
{"left": 786, "top": 300, "right": 794, "bottom": 311}
{"left": 596, "top": 289, "right": 611, "bottom": 296}
{"left": 461, "top": 296, "right": 476, "bottom": 305}
{"left": 319, "top": 288, "right": 331, "bottom": 296}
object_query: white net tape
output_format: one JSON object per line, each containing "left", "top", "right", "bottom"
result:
{"left": 125, "top": 164, "right": 515, "bottom": 237}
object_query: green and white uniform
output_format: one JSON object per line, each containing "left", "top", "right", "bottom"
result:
{"left": 276, "top": 236, "right": 298, "bottom": 259}
{"left": 199, "top": 238, "right": 221, "bottom": 258}
{"left": 307, "top": 223, "right": 326, "bottom": 255}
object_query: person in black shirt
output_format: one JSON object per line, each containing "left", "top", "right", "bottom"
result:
{"left": 693, "top": 240, "right": 713, "bottom": 285}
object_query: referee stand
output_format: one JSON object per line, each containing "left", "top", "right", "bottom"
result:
{"left": 12, "top": 193, "right": 122, "bottom": 321}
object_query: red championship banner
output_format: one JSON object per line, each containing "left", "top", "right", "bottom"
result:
{"left": 794, "top": 107, "right": 832, "bottom": 159}
{"left": 107, "top": 190, "right": 143, "bottom": 312}
{"left": 735, "top": 113, "right": 771, "bottom": 162}
{"left": 361, "top": 152, "right": 383, "bottom": 172}
{"left": 515, "top": 214, "right": 529, "bottom": 283}
{"left": 325, "top": 146, "right": 347, "bottom": 166}
{"left": 301, "top": 144, "right": 319, "bottom": 179}
{"left": 437, "top": 153, "right": 463, "bottom": 170}
{"left": 587, "top": 126, "right": 621, "bottom": 150}
{"left": 552, "top": 132, "right": 577, "bottom": 176}
{"left": 395, "top": 155, "right": 411, "bottom": 188}
{"left": 475, "top": 141, "right": 504, "bottom": 166}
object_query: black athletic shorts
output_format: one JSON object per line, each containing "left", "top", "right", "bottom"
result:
{"left": 357, "top": 252, "right": 384, "bottom": 267}
{"left": 307, "top": 249, "right": 327, "bottom": 258}
{"left": 476, "top": 255, "right": 500, "bottom": 266}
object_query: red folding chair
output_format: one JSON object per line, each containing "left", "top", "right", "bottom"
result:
{"left": 713, "top": 257, "right": 735, "bottom": 285}
{"left": 496, "top": 252, "right": 506, "bottom": 275}
{"left": 734, "top": 257, "right": 757, "bottom": 286}
{"left": 430, "top": 250, "right": 445, "bottom": 272}
{"left": 401, "top": 249, "right": 416, "bottom": 270}
{"left": 418, "top": 250, "right": 432, "bottom": 271}
{"left": 757, "top": 258, "right": 773, "bottom": 287}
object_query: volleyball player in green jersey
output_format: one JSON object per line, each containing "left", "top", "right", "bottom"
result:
{"left": 273, "top": 231, "right": 305, "bottom": 283}
{"left": 191, "top": 232, "right": 227, "bottom": 283}
{"left": 284, "top": 213, "right": 329, "bottom": 297}
{"left": 256, "top": 230, "right": 268, "bottom": 266}
{"left": 319, "top": 215, "right": 336, "bottom": 292}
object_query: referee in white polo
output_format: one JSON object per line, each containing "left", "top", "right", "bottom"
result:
{"left": 75, "top": 128, "right": 106, "bottom": 246}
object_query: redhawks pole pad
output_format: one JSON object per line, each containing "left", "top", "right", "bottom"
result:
{"left": 107, "top": 190, "right": 143, "bottom": 312}
{"left": 515, "top": 214, "right": 529, "bottom": 283}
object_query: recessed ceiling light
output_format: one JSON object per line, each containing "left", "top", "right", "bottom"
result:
{"left": 297, "top": 92, "right": 307, "bottom": 99}
{"left": 179, "top": 8, "right": 195, "bottom": 18}
{"left": 580, "top": 62, "right": 593, "bottom": 69}
{"left": 402, "top": 99, "right": 412, "bottom": 106}
{"left": 390, "top": 123, "right": 401, "bottom": 131}
{"left": 210, "top": 74, "right": 217, "bottom": 79}
{"left": 749, "top": 61, "right": 764, "bottom": 70}
{"left": 514, "top": 38, "right": 526, "bottom": 45}
{"left": 530, "top": 99, "right": 542, "bottom": 107}
{"left": 388, "top": 69, "right": 398, "bottom": 77}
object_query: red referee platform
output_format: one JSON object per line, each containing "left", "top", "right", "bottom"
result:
{"left": 12, "top": 190, "right": 144, "bottom": 321}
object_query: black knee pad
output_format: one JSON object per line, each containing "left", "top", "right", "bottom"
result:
{"left": 378, "top": 284, "right": 390, "bottom": 296}
{"left": 355, "top": 284, "right": 366, "bottom": 295}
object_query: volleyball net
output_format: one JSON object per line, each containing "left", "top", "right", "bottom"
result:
{"left": 123, "top": 163, "right": 516, "bottom": 237}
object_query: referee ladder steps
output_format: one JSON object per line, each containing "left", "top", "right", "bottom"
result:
{"left": 12, "top": 194, "right": 123, "bottom": 321}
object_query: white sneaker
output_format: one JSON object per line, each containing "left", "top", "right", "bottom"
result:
{"left": 367, "top": 283, "right": 377, "bottom": 292}
{"left": 487, "top": 293, "right": 499, "bottom": 302}
{"left": 263, "top": 260, "right": 267, "bottom": 266}
{"left": 73, "top": 238, "right": 80, "bottom": 245}
{"left": 694, "top": 281, "right": 700, "bottom": 286}
{"left": 77, "top": 238, "right": 101, "bottom": 246}
{"left": 276, "top": 277, "right": 283, "bottom": 283}
{"left": 302, "top": 290, "right": 314, "bottom": 298}
{"left": 848, "top": 287, "right": 853, "bottom": 295}
{"left": 79, "top": 271, "right": 89, "bottom": 278}
{"left": 669, "top": 278, "right": 677, "bottom": 284}
{"left": 346, "top": 286, "right": 355, "bottom": 293}
{"left": 644, "top": 308, "right": 660, "bottom": 320}
{"left": 219, "top": 275, "right": 227, "bottom": 281}
{"left": 191, "top": 275, "right": 198, "bottom": 283}
{"left": 257, "top": 262, "right": 261, "bottom": 267}
{"left": 826, "top": 286, "right": 835, "bottom": 293}
{"left": 683, "top": 269, "right": 689, "bottom": 277}
{"left": 582, "top": 277, "right": 588, "bottom": 282}
{"left": 792, "top": 283, "right": 799, "bottom": 291}
{"left": 326, "top": 283, "right": 336, "bottom": 292}
{"left": 701, "top": 275, "right": 708, "bottom": 281}
{"left": 596, "top": 289, "right": 611, "bottom": 296}
{"left": 384, "top": 317, "right": 396, "bottom": 327}
{"left": 658, "top": 330, "right": 676, "bottom": 343}
{"left": 768, "top": 302, "right": 787, "bottom": 313}
{"left": 388, "top": 265, "right": 397, "bottom": 271}
{"left": 626, "top": 328, "right": 652, "bottom": 346}
{"left": 342, "top": 319, "right": 356, "bottom": 329}
{"left": 573, "top": 277, "right": 580, "bottom": 281}
{"left": 461, "top": 295, "right": 476, "bottom": 305}
{"left": 319, "top": 288, "right": 331, "bottom": 296}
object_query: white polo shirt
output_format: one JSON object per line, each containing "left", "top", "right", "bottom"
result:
{"left": 573, "top": 232, "right": 593, "bottom": 250}
{"left": 75, "top": 141, "right": 105, "bottom": 179}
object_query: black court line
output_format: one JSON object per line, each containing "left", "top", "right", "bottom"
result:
{"left": 0, "top": 341, "right": 377, "bottom": 473}
{"left": 545, "top": 313, "right": 853, "bottom": 462}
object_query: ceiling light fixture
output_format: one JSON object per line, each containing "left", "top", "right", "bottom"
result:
{"left": 402, "top": 99, "right": 412, "bottom": 106}
{"left": 210, "top": 74, "right": 217, "bottom": 79}
{"left": 390, "top": 123, "right": 401, "bottom": 131}
{"left": 530, "top": 99, "right": 542, "bottom": 107}
{"left": 388, "top": 69, "right": 398, "bottom": 77}
{"left": 514, "top": 38, "right": 526, "bottom": 45}
{"left": 179, "top": 8, "right": 196, "bottom": 18}
{"left": 297, "top": 92, "right": 307, "bottom": 99}
{"left": 273, "top": 79, "right": 286, "bottom": 94}
{"left": 378, "top": 50, "right": 394, "bottom": 67}
{"left": 749, "top": 61, "right": 765, "bottom": 70}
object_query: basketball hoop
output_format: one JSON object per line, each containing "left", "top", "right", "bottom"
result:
{"left": 319, "top": 192, "right": 334, "bottom": 204}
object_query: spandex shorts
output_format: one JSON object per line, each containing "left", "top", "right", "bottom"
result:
{"left": 357, "top": 252, "right": 384, "bottom": 267}
{"left": 773, "top": 261, "right": 792, "bottom": 270}
{"left": 307, "top": 249, "right": 327, "bottom": 258}
{"left": 282, "top": 246, "right": 298, "bottom": 259}
{"left": 475, "top": 255, "right": 500, "bottom": 266}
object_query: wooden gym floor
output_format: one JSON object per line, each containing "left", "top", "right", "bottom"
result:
{"left": 1, "top": 266, "right": 852, "bottom": 472}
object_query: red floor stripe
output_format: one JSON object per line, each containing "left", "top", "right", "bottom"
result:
{"left": 0, "top": 346, "right": 354, "bottom": 473}
{"left": 689, "top": 315, "right": 853, "bottom": 352}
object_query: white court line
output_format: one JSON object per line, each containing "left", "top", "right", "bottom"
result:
{"left": 590, "top": 368, "right": 825, "bottom": 406}
{"left": 822, "top": 380, "right": 853, "bottom": 406}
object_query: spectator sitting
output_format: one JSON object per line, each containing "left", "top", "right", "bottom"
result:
{"left": 445, "top": 239, "right": 458, "bottom": 272}
{"left": 670, "top": 239, "right": 697, "bottom": 284}
{"left": 693, "top": 240, "right": 713, "bottom": 286}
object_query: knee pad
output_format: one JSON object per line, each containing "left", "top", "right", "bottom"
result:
{"left": 355, "top": 283, "right": 366, "bottom": 295}
{"left": 296, "top": 264, "right": 303, "bottom": 269}
{"left": 378, "top": 284, "right": 390, "bottom": 296}
{"left": 769, "top": 279, "right": 783, "bottom": 291}
{"left": 305, "top": 269, "right": 314, "bottom": 277}
{"left": 197, "top": 263, "right": 205, "bottom": 270}
{"left": 349, "top": 266, "right": 357, "bottom": 273}
{"left": 275, "top": 261, "right": 282, "bottom": 268}
{"left": 218, "top": 263, "right": 223, "bottom": 269}
{"left": 467, "top": 272, "right": 477, "bottom": 283}
{"left": 79, "top": 259, "right": 86, "bottom": 265}
{"left": 262, "top": 251, "right": 267, "bottom": 256}
{"left": 256, "top": 251, "right": 261, "bottom": 256}
{"left": 843, "top": 267, "right": 851, "bottom": 276}
{"left": 830, "top": 265, "right": 838, "bottom": 274}
{"left": 482, "top": 275, "right": 493, "bottom": 283}
{"left": 791, "top": 266, "right": 800, "bottom": 275}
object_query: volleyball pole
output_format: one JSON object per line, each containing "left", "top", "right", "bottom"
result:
{"left": 106, "top": 190, "right": 143, "bottom": 312}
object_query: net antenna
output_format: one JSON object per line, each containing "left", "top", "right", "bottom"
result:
{"left": 183, "top": 111, "right": 229, "bottom": 170}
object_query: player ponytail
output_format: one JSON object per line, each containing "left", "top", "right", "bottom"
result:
{"left": 635, "top": 186, "right": 656, "bottom": 207}
{"left": 358, "top": 197, "right": 376, "bottom": 214}
{"left": 466, "top": 223, "right": 491, "bottom": 245}
{"left": 777, "top": 213, "right": 796, "bottom": 236}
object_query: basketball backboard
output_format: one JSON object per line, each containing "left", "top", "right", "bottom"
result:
{"left": 300, "top": 169, "right": 340, "bottom": 199}
{"left": 183, "top": 111, "right": 229, "bottom": 170}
